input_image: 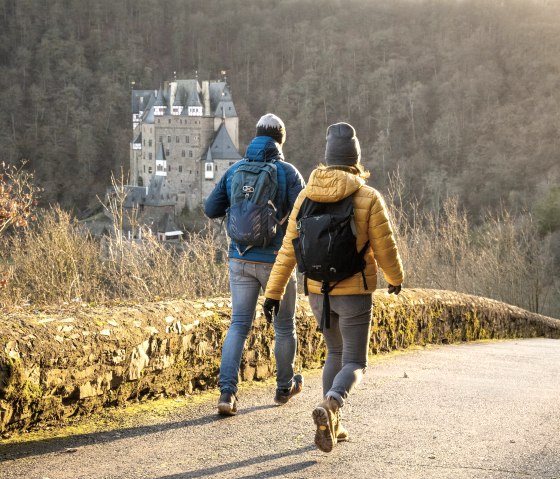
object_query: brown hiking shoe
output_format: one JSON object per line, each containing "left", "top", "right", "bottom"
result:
{"left": 335, "top": 409, "right": 349, "bottom": 442}
{"left": 274, "top": 374, "right": 304, "bottom": 405}
{"left": 217, "top": 392, "right": 238, "bottom": 416}
{"left": 312, "top": 397, "right": 340, "bottom": 452}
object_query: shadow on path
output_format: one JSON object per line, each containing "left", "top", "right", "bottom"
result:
{"left": 155, "top": 446, "right": 316, "bottom": 479}
{"left": 0, "top": 404, "right": 276, "bottom": 462}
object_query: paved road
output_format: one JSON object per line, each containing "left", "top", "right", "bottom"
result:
{"left": 1, "top": 338, "right": 559, "bottom": 479}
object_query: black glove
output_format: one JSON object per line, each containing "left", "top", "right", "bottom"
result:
{"left": 388, "top": 284, "right": 402, "bottom": 295}
{"left": 263, "top": 298, "right": 280, "bottom": 323}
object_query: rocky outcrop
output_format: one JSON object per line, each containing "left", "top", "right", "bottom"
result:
{"left": 1, "top": 289, "right": 559, "bottom": 433}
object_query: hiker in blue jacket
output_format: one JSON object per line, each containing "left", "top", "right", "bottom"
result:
{"left": 204, "top": 113, "right": 306, "bottom": 415}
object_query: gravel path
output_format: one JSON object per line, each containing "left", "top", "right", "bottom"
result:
{"left": 1, "top": 338, "right": 559, "bottom": 479}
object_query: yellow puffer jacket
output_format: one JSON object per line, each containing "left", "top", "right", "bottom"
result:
{"left": 265, "top": 166, "right": 404, "bottom": 300}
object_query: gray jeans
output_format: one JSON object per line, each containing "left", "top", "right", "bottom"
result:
{"left": 309, "top": 292, "right": 373, "bottom": 407}
{"left": 219, "top": 260, "right": 297, "bottom": 394}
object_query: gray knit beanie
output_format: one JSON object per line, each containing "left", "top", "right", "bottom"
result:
{"left": 256, "top": 113, "right": 286, "bottom": 145}
{"left": 325, "top": 122, "right": 361, "bottom": 166}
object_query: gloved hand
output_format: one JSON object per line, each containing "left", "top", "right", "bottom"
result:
{"left": 388, "top": 284, "right": 401, "bottom": 295}
{"left": 263, "top": 298, "right": 280, "bottom": 323}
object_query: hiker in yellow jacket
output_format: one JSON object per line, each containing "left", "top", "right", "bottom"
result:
{"left": 263, "top": 122, "right": 404, "bottom": 453}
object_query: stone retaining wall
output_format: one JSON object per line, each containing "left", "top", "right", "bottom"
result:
{"left": 1, "top": 288, "right": 559, "bottom": 433}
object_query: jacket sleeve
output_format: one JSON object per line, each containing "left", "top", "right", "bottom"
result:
{"left": 285, "top": 164, "right": 306, "bottom": 207}
{"left": 203, "top": 172, "right": 229, "bottom": 219}
{"left": 264, "top": 190, "right": 306, "bottom": 300}
{"left": 368, "top": 191, "right": 404, "bottom": 286}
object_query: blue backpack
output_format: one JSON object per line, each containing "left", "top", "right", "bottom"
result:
{"left": 226, "top": 160, "right": 287, "bottom": 255}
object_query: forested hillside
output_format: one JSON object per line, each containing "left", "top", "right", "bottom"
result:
{"left": 0, "top": 0, "right": 559, "bottom": 220}
{"left": 0, "top": 0, "right": 559, "bottom": 315}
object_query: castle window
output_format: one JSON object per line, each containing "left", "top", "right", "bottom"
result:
{"left": 168, "top": 119, "right": 171, "bottom": 124}
{"left": 157, "top": 119, "right": 160, "bottom": 124}
{"left": 143, "top": 139, "right": 145, "bottom": 146}
{"left": 144, "top": 165, "right": 146, "bottom": 172}
{"left": 167, "top": 135, "right": 171, "bottom": 143}
{"left": 179, "top": 166, "right": 183, "bottom": 173}
{"left": 189, "top": 151, "right": 193, "bottom": 158}
{"left": 148, "top": 139, "right": 152, "bottom": 147}
{"left": 148, "top": 166, "right": 152, "bottom": 174}
{"left": 166, "top": 149, "right": 170, "bottom": 156}
{"left": 215, "top": 164, "right": 218, "bottom": 171}
{"left": 189, "top": 170, "right": 192, "bottom": 175}
{"left": 181, "top": 150, "right": 186, "bottom": 157}
{"left": 159, "top": 136, "right": 163, "bottom": 143}
{"left": 176, "top": 136, "right": 179, "bottom": 143}
{"left": 149, "top": 153, "right": 152, "bottom": 160}
{"left": 168, "top": 165, "right": 171, "bottom": 171}
{"left": 186, "top": 136, "right": 190, "bottom": 143}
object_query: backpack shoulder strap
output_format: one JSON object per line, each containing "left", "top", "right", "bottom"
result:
{"left": 274, "top": 160, "right": 288, "bottom": 214}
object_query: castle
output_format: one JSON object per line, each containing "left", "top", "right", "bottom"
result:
{"left": 126, "top": 75, "right": 241, "bottom": 222}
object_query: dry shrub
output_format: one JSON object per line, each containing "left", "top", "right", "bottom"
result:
{"left": 386, "top": 178, "right": 556, "bottom": 315}
{"left": 101, "top": 224, "right": 229, "bottom": 301}
{"left": 3, "top": 206, "right": 104, "bottom": 306}
{"left": 0, "top": 168, "right": 555, "bottom": 316}
{"left": 0, "top": 204, "right": 230, "bottom": 308}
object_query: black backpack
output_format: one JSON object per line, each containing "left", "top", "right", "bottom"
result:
{"left": 292, "top": 194, "right": 369, "bottom": 330}
{"left": 226, "top": 160, "right": 287, "bottom": 255}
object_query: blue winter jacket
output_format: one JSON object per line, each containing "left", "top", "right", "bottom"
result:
{"left": 204, "top": 136, "right": 305, "bottom": 263}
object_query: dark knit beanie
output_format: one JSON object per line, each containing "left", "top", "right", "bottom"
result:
{"left": 256, "top": 113, "right": 286, "bottom": 145}
{"left": 325, "top": 122, "right": 361, "bottom": 166}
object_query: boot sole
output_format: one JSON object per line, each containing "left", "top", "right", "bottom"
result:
{"left": 217, "top": 403, "right": 237, "bottom": 416}
{"left": 274, "top": 375, "right": 304, "bottom": 405}
{"left": 312, "top": 406, "right": 335, "bottom": 452}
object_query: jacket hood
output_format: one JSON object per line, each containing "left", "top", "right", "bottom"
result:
{"left": 305, "top": 166, "right": 365, "bottom": 203}
{"left": 245, "top": 136, "right": 284, "bottom": 162}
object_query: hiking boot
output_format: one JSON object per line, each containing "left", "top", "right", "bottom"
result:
{"left": 217, "top": 392, "right": 237, "bottom": 416}
{"left": 274, "top": 374, "right": 304, "bottom": 405}
{"left": 312, "top": 396, "right": 340, "bottom": 453}
{"left": 335, "top": 409, "right": 349, "bottom": 442}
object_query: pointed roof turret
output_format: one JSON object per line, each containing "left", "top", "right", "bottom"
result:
{"left": 143, "top": 106, "right": 155, "bottom": 124}
{"left": 156, "top": 142, "right": 166, "bottom": 161}
{"left": 131, "top": 90, "right": 156, "bottom": 114}
{"left": 209, "top": 82, "right": 237, "bottom": 117}
{"left": 206, "top": 123, "right": 242, "bottom": 161}
{"left": 186, "top": 88, "right": 202, "bottom": 107}
{"left": 173, "top": 87, "right": 185, "bottom": 106}
{"left": 154, "top": 88, "right": 166, "bottom": 107}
